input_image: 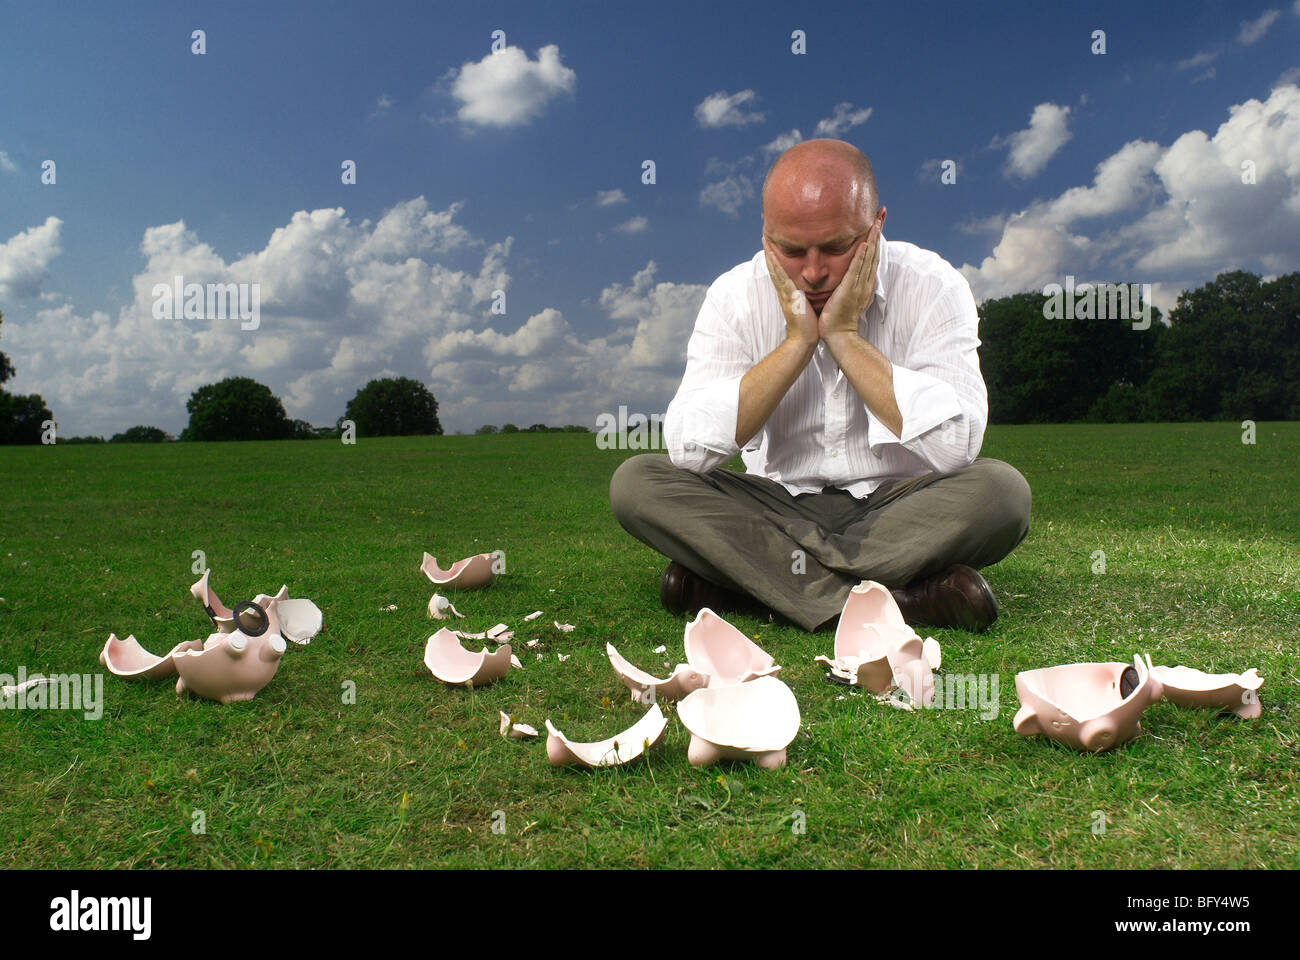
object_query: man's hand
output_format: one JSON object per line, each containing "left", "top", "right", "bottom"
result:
{"left": 762, "top": 235, "right": 818, "bottom": 347}
{"left": 818, "top": 226, "right": 881, "bottom": 341}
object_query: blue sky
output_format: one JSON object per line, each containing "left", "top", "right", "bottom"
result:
{"left": 2, "top": 0, "right": 1298, "bottom": 435}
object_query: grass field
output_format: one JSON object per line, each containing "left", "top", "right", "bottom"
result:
{"left": 1, "top": 422, "right": 1297, "bottom": 869}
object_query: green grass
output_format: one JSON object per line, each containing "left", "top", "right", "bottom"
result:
{"left": 1, "top": 423, "right": 1297, "bottom": 868}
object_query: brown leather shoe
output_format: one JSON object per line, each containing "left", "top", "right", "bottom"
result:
{"left": 889, "top": 564, "right": 999, "bottom": 632}
{"left": 659, "top": 561, "right": 762, "bottom": 618}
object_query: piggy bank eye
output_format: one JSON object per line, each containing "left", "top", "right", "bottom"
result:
{"left": 234, "top": 601, "right": 270, "bottom": 637}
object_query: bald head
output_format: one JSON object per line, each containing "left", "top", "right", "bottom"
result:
{"left": 761, "top": 139, "right": 877, "bottom": 225}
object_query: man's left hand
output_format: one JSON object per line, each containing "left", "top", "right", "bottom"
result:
{"left": 818, "top": 226, "right": 881, "bottom": 341}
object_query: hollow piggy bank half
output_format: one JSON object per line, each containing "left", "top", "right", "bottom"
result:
{"left": 1013, "top": 654, "right": 1163, "bottom": 752}
{"left": 173, "top": 605, "right": 287, "bottom": 704}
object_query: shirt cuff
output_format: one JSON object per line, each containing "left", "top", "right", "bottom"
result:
{"left": 866, "top": 362, "right": 964, "bottom": 453}
{"left": 665, "top": 373, "right": 744, "bottom": 472}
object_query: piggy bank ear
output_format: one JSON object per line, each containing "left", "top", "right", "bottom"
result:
{"left": 1013, "top": 704, "right": 1040, "bottom": 736}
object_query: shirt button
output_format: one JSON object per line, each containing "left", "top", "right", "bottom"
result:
{"left": 685, "top": 442, "right": 696, "bottom": 451}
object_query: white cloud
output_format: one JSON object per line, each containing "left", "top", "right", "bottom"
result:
{"left": 0, "top": 217, "right": 63, "bottom": 300}
{"left": 1278, "top": 66, "right": 1300, "bottom": 86}
{"left": 814, "top": 102, "right": 873, "bottom": 137}
{"left": 699, "top": 175, "right": 755, "bottom": 217}
{"left": 1178, "top": 49, "right": 1221, "bottom": 70}
{"left": 613, "top": 216, "right": 648, "bottom": 234}
{"left": 0, "top": 150, "right": 16, "bottom": 173}
{"left": 960, "top": 84, "right": 1300, "bottom": 302}
{"left": 447, "top": 44, "right": 576, "bottom": 127}
{"left": 761, "top": 129, "right": 803, "bottom": 157}
{"left": 694, "top": 90, "right": 764, "bottom": 128}
{"left": 596, "top": 189, "right": 627, "bottom": 206}
{"left": 1238, "top": 9, "right": 1280, "bottom": 45}
{"left": 996, "top": 102, "right": 1072, "bottom": 179}
{"left": 369, "top": 93, "right": 394, "bottom": 118}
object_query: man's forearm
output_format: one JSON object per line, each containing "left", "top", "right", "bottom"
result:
{"left": 736, "top": 336, "right": 816, "bottom": 446}
{"left": 824, "top": 331, "right": 903, "bottom": 437}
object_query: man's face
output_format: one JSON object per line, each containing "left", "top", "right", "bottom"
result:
{"left": 763, "top": 181, "right": 882, "bottom": 315}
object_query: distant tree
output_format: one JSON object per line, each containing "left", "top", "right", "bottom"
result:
{"left": 0, "top": 392, "right": 54, "bottom": 444}
{"left": 110, "top": 425, "right": 171, "bottom": 443}
{"left": 475, "top": 424, "right": 499, "bottom": 435}
{"left": 180, "top": 377, "right": 294, "bottom": 441}
{"left": 61, "top": 435, "right": 107, "bottom": 444}
{"left": 0, "top": 310, "right": 56, "bottom": 444}
{"left": 561, "top": 424, "right": 591, "bottom": 433}
{"left": 977, "top": 289, "right": 1162, "bottom": 424}
{"left": 525, "top": 423, "right": 547, "bottom": 432}
{"left": 501, "top": 423, "right": 519, "bottom": 433}
{"left": 344, "top": 377, "right": 443, "bottom": 437}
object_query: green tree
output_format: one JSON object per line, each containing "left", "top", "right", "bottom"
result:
{"left": 180, "top": 377, "right": 294, "bottom": 441}
{"left": 110, "top": 425, "right": 171, "bottom": 443}
{"left": 501, "top": 423, "right": 519, "bottom": 433}
{"left": 0, "top": 311, "right": 55, "bottom": 444}
{"left": 475, "top": 424, "right": 498, "bottom": 435}
{"left": 978, "top": 289, "right": 1163, "bottom": 424}
{"left": 343, "top": 377, "right": 443, "bottom": 437}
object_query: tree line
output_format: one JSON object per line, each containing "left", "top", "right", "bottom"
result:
{"left": 1, "top": 269, "right": 1295, "bottom": 443}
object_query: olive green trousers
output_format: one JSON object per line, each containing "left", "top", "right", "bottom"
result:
{"left": 609, "top": 454, "right": 1031, "bottom": 630}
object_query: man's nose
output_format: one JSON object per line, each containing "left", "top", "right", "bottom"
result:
{"left": 801, "top": 252, "right": 828, "bottom": 288}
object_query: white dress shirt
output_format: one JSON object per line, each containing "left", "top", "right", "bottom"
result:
{"left": 663, "top": 234, "right": 988, "bottom": 499}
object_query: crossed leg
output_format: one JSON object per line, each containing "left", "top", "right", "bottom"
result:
{"left": 609, "top": 454, "right": 1031, "bottom": 630}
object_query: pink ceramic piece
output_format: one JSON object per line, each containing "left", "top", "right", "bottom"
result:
{"left": 173, "top": 628, "right": 287, "bottom": 704}
{"left": 428, "top": 593, "right": 465, "bottom": 620}
{"left": 522, "top": 611, "right": 543, "bottom": 622}
{"left": 423, "top": 628, "right": 513, "bottom": 688}
{"left": 605, "top": 643, "right": 709, "bottom": 704}
{"left": 683, "top": 608, "right": 780, "bottom": 686}
{"left": 554, "top": 621, "right": 576, "bottom": 633}
{"left": 190, "top": 569, "right": 234, "bottom": 627}
{"left": 420, "top": 552, "right": 496, "bottom": 590}
{"left": 889, "top": 657, "right": 936, "bottom": 710}
{"left": 499, "top": 711, "right": 538, "bottom": 740}
{"left": 815, "top": 624, "right": 925, "bottom": 693}
{"left": 1152, "top": 665, "right": 1264, "bottom": 719}
{"left": 100, "top": 633, "right": 204, "bottom": 679}
{"left": 2, "top": 676, "right": 53, "bottom": 698}
{"left": 269, "top": 597, "right": 322, "bottom": 645}
{"left": 544, "top": 704, "right": 667, "bottom": 768}
{"left": 1013, "top": 654, "right": 1164, "bottom": 752}
{"left": 677, "top": 675, "right": 801, "bottom": 769}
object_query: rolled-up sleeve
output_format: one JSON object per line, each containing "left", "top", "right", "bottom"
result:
{"left": 866, "top": 279, "right": 987, "bottom": 474}
{"left": 664, "top": 290, "right": 750, "bottom": 474}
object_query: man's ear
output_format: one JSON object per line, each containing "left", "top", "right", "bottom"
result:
{"left": 877, "top": 206, "right": 887, "bottom": 230}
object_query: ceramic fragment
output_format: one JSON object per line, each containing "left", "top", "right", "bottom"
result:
{"left": 423, "top": 628, "right": 512, "bottom": 688}
{"left": 100, "top": 633, "right": 204, "bottom": 680}
{"left": 499, "top": 711, "right": 538, "bottom": 740}
{"left": 677, "top": 675, "right": 801, "bottom": 769}
{"left": 1013, "top": 654, "right": 1163, "bottom": 752}
{"left": 427, "top": 593, "right": 464, "bottom": 620}
{"left": 173, "top": 627, "right": 287, "bottom": 704}
{"left": 683, "top": 608, "right": 780, "bottom": 686}
{"left": 606, "top": 642, "right": 709, "bottom": 704}
{"left": 1152, "top": 665, "right": 1263, "bottom": 719}
{"left": 544, "top": 704, "right": 667, "bottom": 768}
{"left": 420, "top": 552, "right": 496, "bottom": 590}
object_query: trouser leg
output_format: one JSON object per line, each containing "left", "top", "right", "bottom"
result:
{"left": 609, "top": 454, "right": 860, "bottom": 629}
{"left": 610, "top": 454, "right": 1031, "bottom": 631}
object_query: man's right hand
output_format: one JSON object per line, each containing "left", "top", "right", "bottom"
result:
{"left": 763, "top": 236, "right": 819, "bottom": 347}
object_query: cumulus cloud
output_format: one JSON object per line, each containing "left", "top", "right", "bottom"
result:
{"left": 1238, "top": 9, "right": 1280, "bottom": 45}
{"left": 814, "top": 102, "right": 873, "bottom": 137}
{"left": 995, "top": 102, "right": 1072, "bottom": 179}
{"left": 0, "top": 150, "right": 16, "bottom": 173}
{"left": 694, "top": 90, "right": 764, "bottom": 128}
{"left": 369, "top": 93, "right": 394, "bottom": 118}
{"left": 596, "top": 189, "right": 627, "bottom": 206}
{"left": 446, "top": 44, "right": 576, "bottom": 127}
{"left": 700, "top": 175, "right": 755, "bottom": 217}
{"left": 960, "top": 84, "right": 1300, "bottom": 304}
{"left": 0, "top": 216, "right": 63, "bottom": 300}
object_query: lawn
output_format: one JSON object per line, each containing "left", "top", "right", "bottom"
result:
{"left": 0, "top": 422, "right": 1296, "bottom": 868}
